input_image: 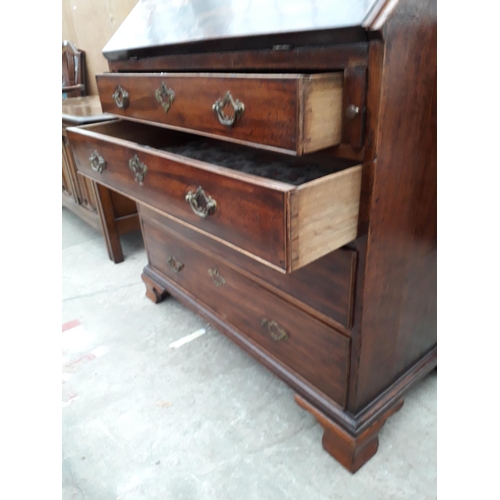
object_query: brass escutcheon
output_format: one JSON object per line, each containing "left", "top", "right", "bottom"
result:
{"left": 208, "top": 268, "right": 226, "bottom": 287}
{"left": 129, "top": 154, "right": 147, "bottom": 185}
{"left": 155, "top": 81, "right": 175, "bottom": 113}
{"left": 212, "top": 91, "right": 245, "bottom": 127}
{"left": 89, "top": 150, "right": 106, "bottom": 174}
{"left": 167, "top": 256, "right": 184, "bottom": 273}
{"left": 261, "top": 319, "right": 289, "bottom": 341}
{"left": 112, "top": 84, "right": 129, "bottom": 109}
{"left": 185, "top": 186, "right": 217, "bottom": 218}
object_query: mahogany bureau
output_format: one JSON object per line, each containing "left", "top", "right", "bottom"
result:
{"left": 67, "top": 0, "right": 436, "bottom": 473}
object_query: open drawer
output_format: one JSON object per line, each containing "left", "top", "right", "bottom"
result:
{"left": 96, "top": 72, "right": 343, "bottom": 155}
{"left": 67, "top": 120, "right": 362, "bottom": 273}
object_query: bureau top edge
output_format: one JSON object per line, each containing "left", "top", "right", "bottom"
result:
{"left": 101, "top": 0, "right": 390, "bottom": 62}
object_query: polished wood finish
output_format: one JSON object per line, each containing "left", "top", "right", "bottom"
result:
{"left": 355, "top": 40, "right": 384, "bottom": 236}
{"left": 141, "top": 215, "right": 350, "bottom": 406}
{"left": 350, "top": 347, "right": 436, "bottom": 434}
{"left": 68, "top": 120, "right": 361, "bottom": 272}
{"left": 62, "top": 40, "right": 86, "bottom": 98}
{"left": 295, "top": 394, "right": 404, "bottom": 473}
{"left": 341, "top": 67, "right": 367, "bottom": 149}
{"left": 94, "top": 183, "right": 124, "bottom": 263}
{"left": 142, "top": 263, "right": 352, "bottom": 418}
{"left": 65, "top": 0, "right": 436, "bottom": 473}
{"left": 364, "top": 0, "right": 401, "bottom": 30}
{"left": 62, "top": 97, "right": 140, "bottom": 263}
{"left": 139, "top": 204, "right": 357, "bottom": 331}
{"left": 141, "top": 271, "right": 170, "bottom": 304}
{"left": 350, "top": 0, "right": 437, "bottom": 413}
{"left": 140, "top": 255, "right": 436, "bottom": 449}
{"left": 102, "top": 0, "right": 386, "bottom": 60}
{"left": 68, "top": 121, "right": 288, "bottom": 269}
{"left": 62, "top": 137, "right": 79, "bottom": 205}
{"left": 97, "top": 72, "right": 343, "bottom": 155}
{"left": 62, "top": 95, "right": 111, "bottom": 124}
{"left": 62, "top": 129, "right": 101, "bottom": 230}
{"left": 108, "top": 44, "right": 368, "bottom": 73}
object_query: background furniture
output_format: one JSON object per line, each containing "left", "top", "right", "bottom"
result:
{"left": 67, "top": 0, "right": 436, "bottom": 472}
{"left": 62, "top": 96, "right": 140, "bottom": 263}
{"left": 62, "top": 40, "right": 86, "bottom": 98}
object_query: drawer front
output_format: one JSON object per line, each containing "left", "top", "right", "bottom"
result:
{"left": 68, "top": 121, "right": 361, "bottom": 273}
{"left": 142, "top": 218, "right": 350, "bottom": 406}
{"left": 67, "top": 126, "right": 287, "bottom": 268}
{"left": 97, "top": 72, "right": 343, "bottom": 155}
{"left": 140, "top": 204, "right": 357, "bottom": 329}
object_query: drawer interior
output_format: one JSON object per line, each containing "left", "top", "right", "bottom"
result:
{"left": 76, "top": 120, "right": 359, "bottom": 187}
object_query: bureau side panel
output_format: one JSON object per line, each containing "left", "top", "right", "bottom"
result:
{"left": 352, "top": 0, "right": 437, "bottom": 412}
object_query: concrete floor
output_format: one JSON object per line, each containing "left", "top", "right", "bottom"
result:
{"left": 62, "top": 207, "right": 437, "bottom": 500}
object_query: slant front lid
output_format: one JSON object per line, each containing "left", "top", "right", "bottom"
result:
{"left": 103, "top": 0, "right": 386, "bottom": 61}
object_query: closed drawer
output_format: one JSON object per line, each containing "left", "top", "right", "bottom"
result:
{"left": 67, "top": 120, "right": 362, "bottom": 273}
{"left": 142, "top": 218, "right": 350, "bottom": 407}
{"left": 140, "top": 204, "right": 357, "bottom": 330}
{"left": 97, "top": 72, "right": 343, "bottom": 155}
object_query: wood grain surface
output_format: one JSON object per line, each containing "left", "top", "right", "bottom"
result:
{"left": 102, "top": 0, "right": 384, "bottom": 60}
{"left": 107, "top": 44, "right": 368, "bottom": 73}
{"left": 289, "top": 165, "right": 362, "bottom": 271}
{"left": 139, "top": 204, "right": 357, "bottom": 331}
{"left": 62, "top": 102, "right": 139, "bottom": 263}
{"left": 97, "top": 72, "right": 343, "bottom": 154}
{"left": 141, "top": 217, "right": 351, "bottom": 406}
{"left": 67, "top": 120, "right": 361, "bottom": 271}
{"left": 351, "top": 0, "right": 437, "bottom": 412}
{"left": 67, "top": 121, "right": 289, "bottom": 268}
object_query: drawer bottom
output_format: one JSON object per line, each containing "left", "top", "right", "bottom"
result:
{"left": 141, "top": 214, "right": 350, "bottom": 408}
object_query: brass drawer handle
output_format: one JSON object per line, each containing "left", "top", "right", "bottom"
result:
{"left": 167, "top": 256, "right": 184, "bottom": 273}
{"left": 129, "top": 154, "right": 147, "bottom": 185}
{"left": 212, "top": 91, "right": 245, "bottom": 127}
{"left": 112, "top": 85, "right": 129, "bottom": 109}
{"left": 261, "top": 319, "right": 289, "bottom": 341}
{"left": 208, "top": 267, "right": 226, "bottom": 287}
{"left": 155, "top": 81, "right": 175, "bottom": 113}
{"left": 89, "top": 150, "right": 106, "bottom": 174}
{"left": 185, "top": 186, "right": 217, "bottom": 218}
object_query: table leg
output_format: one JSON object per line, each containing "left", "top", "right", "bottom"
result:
{"left": 92, "top": 181, "right": 124, "bottom": 264}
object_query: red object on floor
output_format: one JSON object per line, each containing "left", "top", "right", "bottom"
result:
{"left": 63, "top": 353, "right": 96, "bottom": 373}
{"left": 62, "top": 319, "right": 81, "bottom": 332}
